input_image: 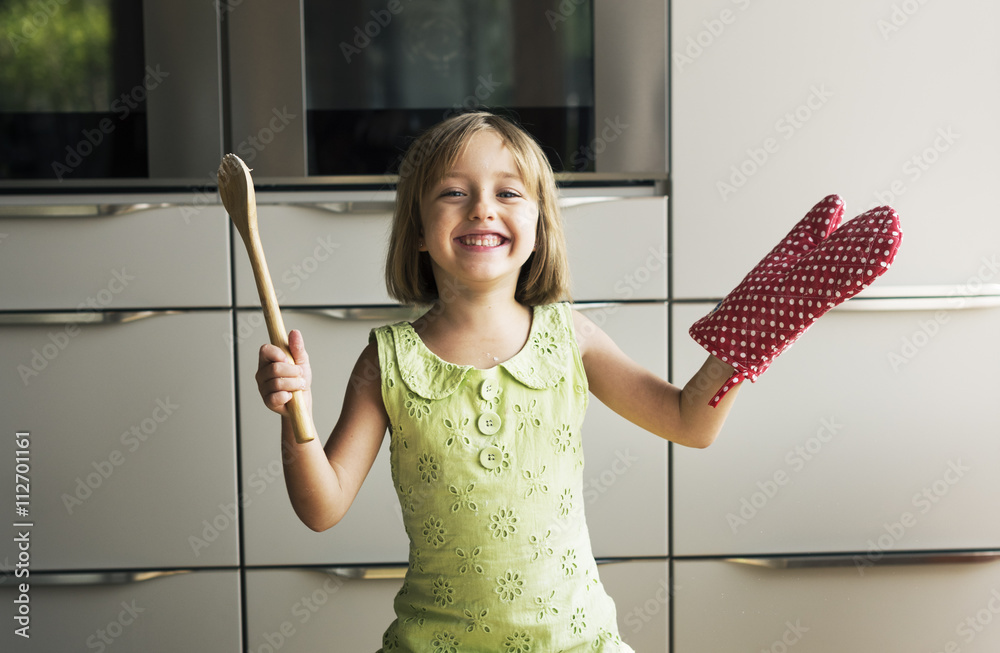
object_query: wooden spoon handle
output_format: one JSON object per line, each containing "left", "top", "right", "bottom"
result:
{"left": 244, "top": 234, "right": 318, "bottom": 445}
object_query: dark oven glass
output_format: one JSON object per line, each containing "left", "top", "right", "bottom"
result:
{"left": 304, "top": 0, "right": 594, "bottom": 176}
{"left": 0, "top": 0, "right": 148, "bottom": 181}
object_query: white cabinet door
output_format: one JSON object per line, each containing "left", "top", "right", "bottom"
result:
{"left": 600, "top": 559, "right": 671, "bottom": 653}
{"left": 672, "top": 0, "right": 1000, "bottom": 296}
{"left": 0, "top": 570, "right": 241, "bottom": 652}
{"left": 674, "top": 556, "right": 1000, "bottom": 652}
{"left": 233, "top": 197, "right": 395, "bottom": 307}
{"left": 0, "top": 311, "right": 239, "bottom": 569}
{"left": 577, "top": 302, "right": 668, "bottom": 558}
{"left": 671, "top": 301, "right": 1000, "bottom": 557}
{"left": 245, "top": 568, "right": 402, "bottom": 653}
{"left": 0, "top": 200, "right": 230, "bottom": 310}
{"left": 237, "top": 309, "right": 412, "bottom": 566}
{"left": 564, "top": 197, "right": 668, "bottom": 302}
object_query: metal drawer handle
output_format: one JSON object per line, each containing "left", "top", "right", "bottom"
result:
{"left": 287, "top": 201, "right": 396, "bottom": 215}
{"left": 292, "top": 307, "right": 427, "bottom": 322}
{"left": 1, "top": 569, "right": 190, "bottom": 587}
{"left": 323, "top": 565, "right": 408, "bottom": 580}
{"left": 0, "top": 311, "right": 180, "bottom": 326}
{"left": 834, "top": 285, "right": 1000, "bottom": 312}
{"left": 0, "top": 203, "right": 185, "bottom": 218}
{"left": 723, "top": 550, "right": 1000, "bottom": 569}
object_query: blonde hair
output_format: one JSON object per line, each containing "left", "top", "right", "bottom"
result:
{"left": 385, "top": 112, "right": 571, "bottom": 306}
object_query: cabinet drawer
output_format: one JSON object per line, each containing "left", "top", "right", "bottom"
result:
{"left": 0, "top": 311, "right": 238, "bottom": 569}
{"left": 0, "top": 199, "right": 230, "bottom": 310}
{"left": 671, "top": 301, "right": 1000, "bottom": 556}
{"left": 245, "top": 567, "right": 402, "bottom": 653}
{"left": 600, "top": 559, "right": 671, "bottom": 653}
{"left": 577, "top": 302, "right": 668, "bottom": 557}
{"left": 674, "top": 556, "right": 1000, "bottom": 652}
{"left": 234, "top": 198, "right": 394, "bottom": 307}
{"left": 236, "top": 309, "right": 412, "bottom": 566}
{"left": 565, "top": 197, "right": 667, "bottom": 301}
{"left": 0, "top": 569, "right": 241, "bottom": 652}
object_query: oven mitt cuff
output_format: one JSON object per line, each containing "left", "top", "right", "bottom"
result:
{"left": 689, "top": 194, "right": 902, "bottom": 406}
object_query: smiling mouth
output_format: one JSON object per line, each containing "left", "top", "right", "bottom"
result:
{"left": 457, "top": 234, "right": 507, "bottom": 247}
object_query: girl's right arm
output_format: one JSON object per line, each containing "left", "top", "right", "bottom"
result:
{"left": 256, "top": 329, "right": 389, "bottom": 532}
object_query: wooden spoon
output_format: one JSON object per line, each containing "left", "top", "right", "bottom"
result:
{"left": 218, "top": 153, "right": 317, "bottom": 444}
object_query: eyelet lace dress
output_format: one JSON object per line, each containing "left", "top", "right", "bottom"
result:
{"left": 371, "top": 302, "right": 633, "bottom": 653}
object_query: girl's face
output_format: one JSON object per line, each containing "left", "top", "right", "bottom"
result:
{"left": 419, "top": 131, "right": 539, "bottom": 298}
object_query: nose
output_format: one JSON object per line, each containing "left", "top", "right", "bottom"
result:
{"left": 468, "top": 189, "right": 496, "bottom": 222}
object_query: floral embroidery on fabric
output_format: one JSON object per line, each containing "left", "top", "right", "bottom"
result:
{"left": 489, "top": 507, "right": 519, "bottom": 539}
{"left": 529, "top": 530, "right": 554, "bottom": 561}
{"left": 464, "top": 607, "right": 491, "bottom": 633}
{"left": 531, "top": 330, "right": 559, "bottom": 356}
{"left": 495, "top": 570, "right": 524, "bottom": 603}
{"left": 383, "top": 359, "right": 396, "bottom": 389}
{"left": 443, "top": 417, "right": 472, "bottom": 447}
{"left": 404, "top": 603, "right": 427, "bottom": 627}
{"left": 552, "top": 424, "right": 576, "bottom": 454}
{"left": 398, "top": 485, "right": 415, "bottom": 513}
{"left": 382, "top": 627, "right": 400, "bottom": 651}
{"left": 430, "top": 630, "right": 460, "bottom": 653}
{"left": 535, "top": 590, "right": 559, "bottom": 621}
{"left": 432, "top": 576, "right": 455, "bottom": 607}
{"left": 558, "top": 489, "right": 574, "bottom": 518}
{"left": 409, "top": 547, "right": 426, "bottom": 573}
{"left": 522, "top": 466, "right": 549, "bottom": 498}
{"left": 504, "top": 630, "right": 533, "bottom": 652}
{"left": 405, "top": 391, "right": 432, "bottom": 420}
{"left": 422, "top": 517, "right": 446, "bottom": 548}
{"left": 560, "top": 548, "right": 578, "bottom": 577}
{"left": 456, "top": 546, "right": 484, "bottom": 575}
{"left": 418, "top": 452, "right": 440, "bottom": 483}
{"left": 570, "top": 607, "right": 587, "bottom": 636}
{"left": 513, "top": 399, "right": 542, "bottom": 433}
{"left": 449, "top": 483, "right": 478, "bottom": 513}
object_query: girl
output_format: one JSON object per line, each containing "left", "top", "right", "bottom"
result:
{"left": 255, "top": 112, "right": 899, "bottom": 651}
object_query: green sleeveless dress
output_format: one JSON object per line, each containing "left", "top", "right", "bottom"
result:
{"left": 371, "top": 303, "right": 633, "bottom": 653}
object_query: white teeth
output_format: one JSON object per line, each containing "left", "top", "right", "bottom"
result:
{"left": 460, "top": 234, "right": 503, "bottom": 247}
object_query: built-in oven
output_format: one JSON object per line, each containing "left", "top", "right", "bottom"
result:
{"left": 0, "top": 0, "right": 223, "bottom": 189}
{"left": 0, "top": 0, "right": 667, "bottom": 189}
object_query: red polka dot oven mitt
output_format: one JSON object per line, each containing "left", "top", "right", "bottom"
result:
{"left": 689, "top": 194, "right": 902, "bottom": 406}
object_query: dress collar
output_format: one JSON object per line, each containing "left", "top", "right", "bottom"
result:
{"left": 391, "top": 303, "right": 570, "bottom": 400}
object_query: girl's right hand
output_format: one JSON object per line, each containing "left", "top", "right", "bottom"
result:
{"left": 256, "top": 329, "right": 312, "bottom": 416}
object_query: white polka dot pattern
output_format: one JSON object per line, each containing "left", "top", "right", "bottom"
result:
{"left": 688, "top": 194, "right": 902, "bottom": 406}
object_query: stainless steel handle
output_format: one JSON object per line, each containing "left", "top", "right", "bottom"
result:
{"left": 323, "top": 565, "right": 408, "bottom": 580}
{"left": 723, "top": 550, "right": 1000, "bottom": 569}
{"left": 0, "top": 311, "right": 180, "bottom": 326}
{"left": 2, "top": 569, "right": 190, "bottom": 587}
{"left": 289, "top": 201, "right": 397, "bottom": 215}
{"left": 835, "top": 285, "right": 1000, "bottom": 312}
{"left": 292, "top": 307, "right": 427, "bottom": 322}
{"left": 0, "top": 203, "right": 185, "bottom": 218}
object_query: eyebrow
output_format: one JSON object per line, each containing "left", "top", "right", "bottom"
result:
{"left": 440, "top": 170, "right": 524, "bottom": 183}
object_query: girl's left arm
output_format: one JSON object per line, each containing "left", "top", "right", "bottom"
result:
{"left": 573, "top": 309, "right": 740, "bottom": 449}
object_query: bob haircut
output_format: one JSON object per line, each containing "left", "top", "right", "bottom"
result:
{"left": 385, "top": 111, "right": 571, "bottom": 306}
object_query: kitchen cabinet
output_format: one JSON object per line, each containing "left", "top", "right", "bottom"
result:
{"left": 0, "top": 200, "right": 230, "bottom": 310}
{"left": 671, "top": 0, "right": 1000, "bottom": 297}
{"left": 674, "top": 555, "right": 1000, "bottom": 652}
{"left": 671, "top": 302, "right": 1000, "bottom": 557}
{"left": 245, "top": 568, "right": 402, "bottom": 653}
{"left": 0, "top": 570, "right": 241, "bottom": 651}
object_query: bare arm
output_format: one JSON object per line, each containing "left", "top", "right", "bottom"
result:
{"left": 257, "top": 330, "right": 389, "bottom": 531}
{"left": 573, "top": 310, "right": 740, "bottom": 448}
